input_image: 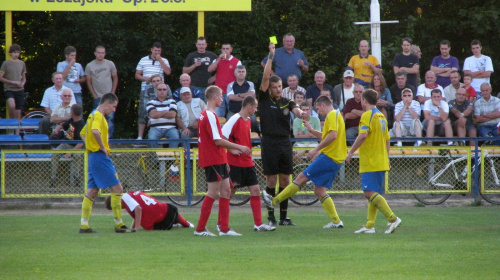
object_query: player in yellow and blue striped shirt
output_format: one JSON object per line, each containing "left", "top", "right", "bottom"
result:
{"left": 346, "top": 89, "right": 402, "bottom": 234}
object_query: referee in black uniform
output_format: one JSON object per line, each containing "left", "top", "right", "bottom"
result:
{"left": 259, "top": 43, "right": 306, "bottom": 226}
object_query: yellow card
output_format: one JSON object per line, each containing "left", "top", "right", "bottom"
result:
{"left": 269, "top": 36, "right": 278, "bottom": 44}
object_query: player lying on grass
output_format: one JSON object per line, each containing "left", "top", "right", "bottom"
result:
{"left": 262, "top": 96, "right": 346, "bottom": 229}
{"left": 105, "top": 191, "right": 194, "bottom": 231}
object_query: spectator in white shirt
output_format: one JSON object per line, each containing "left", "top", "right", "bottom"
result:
{"left": 422, "top": 89, "right": 454, "bottom": 146}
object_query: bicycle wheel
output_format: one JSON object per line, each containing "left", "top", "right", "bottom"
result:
{"left": 289, "top": 163, "right": 319, "bottom": 206}
{"left": 479, "top": 155, "right": 500, "bottom": 205}
{"left": 230, "top": 189, "right": 251, "bottom": 206}
{"left": 480, "top": 192, "right": 500, "bottom": 205}
{"left": 413, "top": 193, "right": 451, "bottom": 205}
{"left": 21, "top": 110, "right": 48, "bottom": 134}
{"left": 167, "top": 169, "right": 206, "bottom": 207}
{"left": 167, "top": 194, "right": 205, "bottom": 207}
{"left": 167, "top": 155, "right": 209, "bottom": 206}
{"left": 412, "top": 158, "right": 453, "bottom": 205}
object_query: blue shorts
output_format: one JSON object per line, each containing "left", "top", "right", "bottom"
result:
{"left": 361, "top": 171, "right": 386, "bottom": 194}
{"left": 302, "top": 154, "right": 343, "bottom": 189}
{"left": 87, "top": 151, "right": 120, "bottom": 189}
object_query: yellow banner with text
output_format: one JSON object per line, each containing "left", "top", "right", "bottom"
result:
{"left": 1, "top": 0, "right": 251, "bottom": 12}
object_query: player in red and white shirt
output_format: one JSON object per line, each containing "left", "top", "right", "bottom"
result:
{"left": 222, "top": 96, "right": 275, "bottom": 231}
{"left": 195, "top": 86, "right": 252, "bottom": 237}
{"left": 105, "top": 191, "right": 193, "bottom": 231}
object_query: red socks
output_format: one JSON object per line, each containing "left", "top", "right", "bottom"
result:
{"left": 218, "top": 197, "right": 230, "bottom": 232}
{"left": 177, "top": 213, "right": 190, "bottom": 227}
{"left": 196, "top": 196, "right": 215, "bottom": 232}
{"left": 196, "top": 196, "right": 232, "bottom": 232}
{"left": 250, "top": 195, "right": 263, "bottom": 226}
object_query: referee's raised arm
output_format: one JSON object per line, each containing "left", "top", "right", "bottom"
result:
{"left": 260, "top": 43, "right": 275, "bottom": 93}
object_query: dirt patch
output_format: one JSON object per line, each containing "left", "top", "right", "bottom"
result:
{"left": 0, "top": 194, "right": 483, "bottom": 216}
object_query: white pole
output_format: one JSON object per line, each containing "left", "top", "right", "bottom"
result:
{"left": 370, "top": 0, "right": 382, "bottom": 64}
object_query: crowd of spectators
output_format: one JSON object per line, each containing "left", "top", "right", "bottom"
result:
{"left": 1, "top": 36, "right": 497, "bottom": 147}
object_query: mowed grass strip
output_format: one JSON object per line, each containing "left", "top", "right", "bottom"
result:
{"left": 0, "top": 206, "right": 498, "bottom": 280}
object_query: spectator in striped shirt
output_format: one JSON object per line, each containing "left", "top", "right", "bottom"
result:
{"left": 391, "top": 88, "right": 423, "bottom": 147}
{"left": 281, "top": 74, "right": 306, "bottom": 100}
{"left": 135, "top": 42, "right": 172, "bottom": 91}
{"left": 135, "top": 42, "right": 172, "bottom": 140}
{"left": 146, "top": 83, "right": 180, "bottom": 148}
{"left": 474, "top": 83, "right": 500, "bottom": 145}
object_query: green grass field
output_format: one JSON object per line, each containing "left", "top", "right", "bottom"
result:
{"left": 0, "top": 205, "right": 499, "bottom": 280}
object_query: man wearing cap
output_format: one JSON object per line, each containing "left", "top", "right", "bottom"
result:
{"left": 391, "top": 88, "right": 423, "bottom": 147}
{"left": 146, "top": 83, "right": 180, "bottom": 148}
{"left": 172, "top": 73, "right": 203, "bottom": 102}
{"left": 389, "top": 72, "right": 416, "bottom": 105}
{"left": 333, "top": 70, "right": 355, "bottom": 112}
{"left": 176, "top": 86, "right": 206, "bottom": 141}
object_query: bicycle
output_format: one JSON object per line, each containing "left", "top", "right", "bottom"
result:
{"left": 219, "top": 153, "right": 268, "bottom": 207}
{"left": 413, "top": 147, "right": 500, "bottom": 205}
{"left": 167, "top": 154, "right": 206, "bottom": 207}
{"left": 289, "top": 161, "right": 319, "bottom": 206}
{"left": 117, "top": 151, "right": 169, "bottom": 194}
{"left": 113, "top": 149, "right": 204, "bottom": 207}
{"left": 20, "top": 108, "right": 47, "bottom": 135}
{"left": 249, "top": 150, "right": 319, "bottom": 206}
{"left": 479, "top": 147, "right": 500, "bottom": 204}
{"left": 221, "top": 150, "right": 303, "bottom": 207}
{"left": 166, "top": 149, "right": 251, "bottom": 207}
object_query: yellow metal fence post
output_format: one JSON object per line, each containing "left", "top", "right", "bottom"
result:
{"left": 197, "top": 11, "right": 204, "bottom": 37}
{"left": 5, "top": 11, "right": 12, "bottom": 118}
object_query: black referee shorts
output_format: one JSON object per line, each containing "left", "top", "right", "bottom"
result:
{"left": 261, "top": 136, "right": 293, "bottom": 175}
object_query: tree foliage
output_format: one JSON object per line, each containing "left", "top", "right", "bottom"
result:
{"left": 1, "top": 0, "right": 498, "bottom": 138}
